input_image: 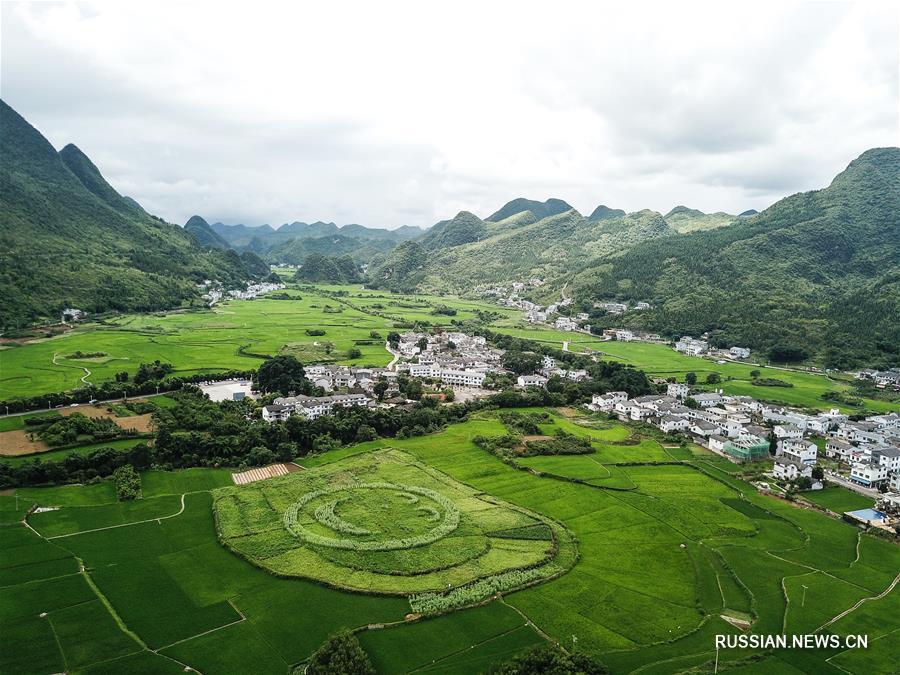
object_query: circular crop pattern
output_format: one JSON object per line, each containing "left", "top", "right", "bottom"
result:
{"left": 283, "top": 482, "right": 460, "bottom": 551}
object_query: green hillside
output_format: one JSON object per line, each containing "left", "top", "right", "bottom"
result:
{"left": 369, "top": 208, "right": 674, "bottom": 293}
{"left": 0, "top": 100, "right": 261, "bottom": 328}
{"left": 663, "top": 205, "right": 737, "bottom": 233}
{"left": 580, "top": 148, "right": 900, "bottom": 367}
{"left": 184, "top": 215, "right": 231, "bottom": 249}
{"left": 419, "top": 211, "right": 488, "bottom": 249}
{"left": 588, "top": 204, "right": 626, "bottom": 221}
{"left": 485, "top": 197, "right": 574, "bottom": 222}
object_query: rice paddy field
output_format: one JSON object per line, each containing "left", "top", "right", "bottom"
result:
{"left": 4, "top": 408, "right": 897, "bottom": 674}
{"left": 0, "top": 286, "right": 519, "bottom": 401}
{"left": 3, "top": 283, "right": 894, "bottom": 417}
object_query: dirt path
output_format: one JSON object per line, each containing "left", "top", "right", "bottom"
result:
{"left": 45, "top": 494, "right": 188, "bottom": 540}
{"left": 815, "top": 570, "right": 900, "bottom": 633}
{"left": 52, "top": 352, "right": 92, "bottom": 385}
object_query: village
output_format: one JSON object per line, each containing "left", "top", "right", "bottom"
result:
{"left": 587, "top": 384, "right": 900, "bottom": 528}
{"left": 198, "top": 316, "right": 900, "bottom": 533}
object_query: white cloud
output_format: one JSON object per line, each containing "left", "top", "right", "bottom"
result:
{"left": 2, "top": 0, "right": 897, "bottom": 227}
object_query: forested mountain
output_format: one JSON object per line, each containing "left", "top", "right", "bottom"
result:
{"left": 486, "top": 197, "right": 574, "bottom": 222}
{"left": 419, "top": 211, "right": 488, "bottom": 250}
{"left": 588, "top": 205, "right": 626, "bottom": 221}
{"left": 368, "top": 208, "right": 675, "bottom": 293}
{"left": 662, "top": 206, "right": 737, "bottom": 233}
{"left": 0, "top": 100, "right": 262, "bottom": 328}
{"left": 293, "top": 253, "right": 360, "bottom": 283}
{"left": 211, "top": 219, "right": 422, "bottom": 257}
{"left": 580, "top": 148, "right": 900, "bottom": 367}
{"left": 184, "top": 215, "right": 230, "bottom": 249}
{"left": 267, "top": 233, "right": 397, "bottom": 265}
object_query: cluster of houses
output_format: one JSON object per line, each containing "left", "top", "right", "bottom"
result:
{"left": 856, "top": 368, "right": 900, "bottom": 391}
{"left": 593, "top": 301, "right": 650, "bottom": 315}
{"left": 674, "top": 336, "right": 751, "bottom": 360}
{"left": 393, "top": 331, "right": 506, "bottom": 389}
{"left": 588, "top": 385, "right": 900, "bottom": 500}
{"left": 61, "top": 308, "right": 86, "bottom": 323}
{"left": 199, "top": 280, "right": 286, "bottom": 306}
{"left": 262, "top": 392, "right": 372, "bottom": 422}
{"left": 515, "top": 355, "right": 589, "bottom": 389}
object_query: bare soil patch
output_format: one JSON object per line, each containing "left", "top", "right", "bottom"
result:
{"left": 114, "top": 414, "right": 154, "bottom": 433}
{"left": 0, "top": 430, "right": 49, "bottom": 456}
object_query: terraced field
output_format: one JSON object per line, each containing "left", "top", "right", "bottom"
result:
{"left": 4, "top": 409, "right": 897, "bottom": 674}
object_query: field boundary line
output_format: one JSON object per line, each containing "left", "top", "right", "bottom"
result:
{"left": 814, "top": 571, "right": 900, "bottom": 633}
{"left": 407, "top": 622, "right": 542, "bottom": 673}
{"left": 44, "top": 493, "right": 189, "bottom": 539}
{"left": 497, "top": 597, "right": 565, "bottom": 652}
{"left": 76, "top": 555, "right": 148, "bottom": 649}
{"left": 156, "top": 614, "right": 246, "bottom": 651}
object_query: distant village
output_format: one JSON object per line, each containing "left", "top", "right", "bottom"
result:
{"left": 198, "top": 280, "right": 286, "bottom": 306}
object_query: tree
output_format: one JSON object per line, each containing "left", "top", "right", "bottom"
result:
{"left": 796, "top": 476, "right": 813, "bottom": 490}
{"left": 683, "top": 397, "right": 699, "bottom": 409}
{"left": 369, "top": 330, "right": 382, "bottom": 339}
{"left": 750, "top": 370, "right": 761, "bottom": 379}
{"left": 685, "top": 372, "right": 697, "bottom": 385}
{"left": 373, "top": 380, "right": 389, "bottom": 401}
{"left": 706, "top": 372, "right": 721, "bottom": 384}
{"left": 489, "top": 646, "right": 608, "bottom": 674}
{"left": 347, "top": 348, "right": 362, "bottom": 359}
{"left": 255, "top": 355, "right": 312, "bottom": 396}
{"left": 502, "top": 351, "right": 543, "bottom": 375}
{"left": 113, "top": 464, "right": 141, "bottom": 501}
{"left": 305, "top": 631, "right": 374, "bottom": 675}
{"left": 811, "top": 466, "right": 824, "bottom": 480}
{"left": 443, "top": 388, "right": 455, "bottom": 402}
{"left": 387, "top": 331, "right": 401, "bottom": 347}
{"left": 417, "top": 336, "right": 429, "bottom": 351}
{"left": 769, "top": 345, "right": 809, "bottom": 363}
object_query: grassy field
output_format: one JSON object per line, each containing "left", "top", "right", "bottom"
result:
{"left": 3, "top": 409, "right": 899, "bottom": 674}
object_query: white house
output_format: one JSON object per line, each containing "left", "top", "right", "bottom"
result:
{"left": 692, "top": 392, "right": 723, "bottom": 408}
{"left": 773, "top": 424, "right": 803, "bottom": 440}
{"left": 517, "top": 375, "right": 548, "bottom": 389}
{"left": 779, "top": 438, "right": 818, "bottom": 465}
{"left": 659, "top": 416, "right": 690, "bottom": 433}
{"left": 675, "top": 337, "right": 708, "bottom": 356}
{"left": 591, "top": 391, "right": 628, "bottom": 411}
{"left": 825, "top": 438, "right": 854, "bottom": 460}
{"left": 708, "top": 435, "right": 729, "bottom": 452}
{"left": 261, "top": 403, "right": 292, "bottom": 423}
{"left": 773, "top": 458, "right": 812, "bottom": 481}
{"left": 849, "top": 461, "right": 889, "bottom": 487}
{"left": 729, "top": 346, "right": 751, "bottom": 359}
{"left": 691, "top": 420, "right": 721, "bottom": 438}
{"left": 667, "top": 383, "right": 690, "bottom": 399}
{"left": 440, "top": 369, "right": 485, "bottom": 387}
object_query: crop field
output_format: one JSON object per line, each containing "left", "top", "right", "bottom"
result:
{"left": 214, "top": 448, "right": 575, "bottom": 598}
{"left": 0, "top": 286, "right": 519, "bottom": 400}
{"left": 3, "top": 410, "right": 899, "bottom": 674}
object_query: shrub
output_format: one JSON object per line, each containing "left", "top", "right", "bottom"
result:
{"left": 113, "top": 464, "right": 141, "bottom": 501}
{"left": 303, "top": 631, "right": 374, "bottom": 675}
{"left": 489, "top": 646, "right": 608, "bottom": 674}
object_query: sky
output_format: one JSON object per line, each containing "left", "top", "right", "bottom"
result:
{"left": 2, "top": 1, "right": 898, "bottom": 230}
